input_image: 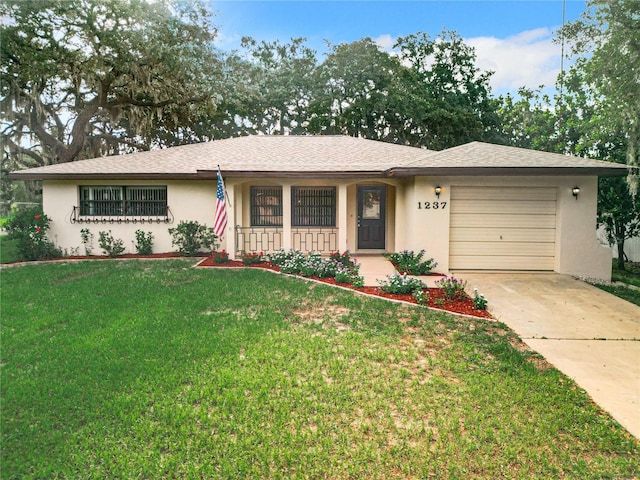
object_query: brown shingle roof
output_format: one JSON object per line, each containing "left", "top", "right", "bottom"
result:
{"left": 390, "top": 142, "right": 628, "bottom": 176}
{"left": 9, "top": 136, "right": 628, "bottom": 180}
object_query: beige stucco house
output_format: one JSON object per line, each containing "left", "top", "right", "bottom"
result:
{"left": 9, "top": 135, "right": 628, "bottom": 281}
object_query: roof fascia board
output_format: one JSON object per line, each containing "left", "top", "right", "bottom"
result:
{"left": 387, "top": 167, "right": 629, "bottom": 177}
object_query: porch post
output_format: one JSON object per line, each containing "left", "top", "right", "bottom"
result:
{"left": 226, "top": 182, "right": 237, "bottom": 260}
{"left": 282, "top": 183, "right": 292, "bottom": 251}
{"left": 338, "top": 183, "right": 348, "bottom": 253}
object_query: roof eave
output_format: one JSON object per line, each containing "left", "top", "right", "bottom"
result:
{"left": 388, "top": 166, "right": 629, "bottom": 177}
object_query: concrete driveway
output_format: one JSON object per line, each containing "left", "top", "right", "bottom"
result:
{"left": 457, "top": 272, "right": 640, "bottom": 439}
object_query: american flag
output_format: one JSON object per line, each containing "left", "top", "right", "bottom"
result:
{"left": 214, "top": 167, "right": 228, "bottom": 239}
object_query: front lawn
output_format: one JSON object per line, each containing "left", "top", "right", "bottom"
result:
{"left": 1, "top": 260, "right": 638, "bottom": 479}
{"left": 0, "top": 234, "right": 18, "bottom": 264}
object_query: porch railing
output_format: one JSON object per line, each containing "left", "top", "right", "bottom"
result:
{"left": 235, "top": 226, "right": 338, "bottom": 255}
{"left": 235, "top": 226, "right": 283, "bottom": 254}
{"left": 292, "top": 227, "right": 338, "bottom": 253}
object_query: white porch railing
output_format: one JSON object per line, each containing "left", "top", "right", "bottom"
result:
{"left": 235, "top": 226, "right": 338, "bottom": 254}
{"left": 292, "top": 227, "right": 338, "bottom": 253}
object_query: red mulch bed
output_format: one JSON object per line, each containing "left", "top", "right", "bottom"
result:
{"left": 198, "top": 258, "right": 492, "bottom": 319}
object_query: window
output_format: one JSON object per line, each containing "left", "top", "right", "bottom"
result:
{"left": 292, "top": 187, "right": 336, "bottom": 227}
{"left": 79, "top": 186, "right": 167, "bottom": 217}
{"left": 250, "top": 186, "right": 283, "bottom": 226}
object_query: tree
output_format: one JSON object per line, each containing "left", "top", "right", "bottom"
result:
{"left": 239, "top": 37, "right": 319, "bottom": 135}
{"left": 394, "top": 30, "right": 502, "bottom": 150}
{"left": 308, "top": 38, "right": 406, "bottom": 142}
{"left": 497, "top": 67, "right": 639, "bottom": 270}
{"left": 559, "top": 0, "right": 640, "bottom": 194}
{"left": 1, "top": 0, "right": 223, "bottom": 167}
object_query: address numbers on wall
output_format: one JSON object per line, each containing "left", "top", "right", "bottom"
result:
{"left": 417, "top": 201, "right": 447, "bottom": 210}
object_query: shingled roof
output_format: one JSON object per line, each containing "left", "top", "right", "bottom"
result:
{"left": 9, "top": 135, "right": 628, "bottom": 180}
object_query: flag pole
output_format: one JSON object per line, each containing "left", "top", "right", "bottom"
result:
{"left": 217, "top": 164, "right": 232, "bottom": 207}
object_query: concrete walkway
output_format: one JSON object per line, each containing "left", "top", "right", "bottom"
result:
{"left": 457, "top": 272, "right": 640, "bottom": 439}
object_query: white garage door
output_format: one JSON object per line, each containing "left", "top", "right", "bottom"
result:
{"left": 450, "top": 186, "right": 556, "bottom": 270}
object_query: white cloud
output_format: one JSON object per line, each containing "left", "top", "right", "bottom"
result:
{"left": 468, "top": 28, "right": 563, "bottom": 94}
{"left": 374, "top": 28, "right": 565, "bottom": 96}
{"left": 374, "top": 34, "right": 396, "bottom": 51}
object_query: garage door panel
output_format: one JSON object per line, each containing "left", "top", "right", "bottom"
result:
{"left": 450, "top": 213, "right": 557, "bottom": 229}
{"left": 451, "top": 187, "right": 556, "bottom": 202}
{"left": 449, "top": 186, "right": 556, "bottom": 271}
{"left": 450, "top": 227, "right": 556, "bottom": 243}
{"left": 450, "top": 199, "right": 556, "bottom": 215}
{"left": 450, "top": 241, "right": 555, "bottom": 256}
{"left": 450, "top": 255, "right": 555, "bottom": 270}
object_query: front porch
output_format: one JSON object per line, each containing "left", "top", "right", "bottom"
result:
{"left": 225, "top": 179, "right": 403, "bottom": 258}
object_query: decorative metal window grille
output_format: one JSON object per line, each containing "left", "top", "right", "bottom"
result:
{"left": 292, "top": 187, "right": 336, "bottom": 227}
{"left": 250, "top": 186, "right": 283, "bottom": 226}
{"left": 79, "top": 186, "right": 167, "bottom": 217}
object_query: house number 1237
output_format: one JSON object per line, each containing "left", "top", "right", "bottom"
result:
{"left": 417, "top": 201, "right": 447, "bottom": 210}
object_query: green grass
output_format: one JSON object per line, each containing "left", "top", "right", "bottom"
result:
{"left": 2, "top": 260, "right": 638, "bottom": 479}
{"left": 612, "top": 260, "right": 640, "bottom": 288}
{"left": 0, "top": 235, "right": 19, "bottom": 264}
{"left": 596, "top": 283, "right": 640, "bottom": 307}
{"left": 595, "top": 261, "right": 640, "bottom": 306}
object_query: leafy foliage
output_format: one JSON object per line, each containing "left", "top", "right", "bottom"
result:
{"left": 559, "top": 0, "right": 640, "bottom": 193}
{"left": 378, "top": 273, "right": 425, "bottom": 294}
{"left": 385, "top": 250, "right": 438, "bottom": 275}
{"left": 1, "top": 0, "right": 222, "bottom": 168}
{"left": 5, "top": 206, "right": 62, "bottom": 260}
{"left": 435, "top": 276, "right": 468, "bottom": 300}
{"left": 168, "top": 221, "right": 216, "bottom": 256}
{"left": 134, "top": 230, "right": 154, "bottom": 256}
{"left": 98, "top": 230, "right": 125, "bottom": 257}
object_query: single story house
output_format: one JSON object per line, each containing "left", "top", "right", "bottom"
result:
{"left": 9, "top": 135, "right": 628, "bottom": 281}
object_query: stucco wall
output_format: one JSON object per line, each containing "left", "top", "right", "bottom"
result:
{"left": 43, "top": 175, "right": 612, "bottom": 281}
{"left": 397, "top": 175, "right": 612, "bottom": 282}
{"left": 43, "top": 180, "right": 217, "bottom": 255}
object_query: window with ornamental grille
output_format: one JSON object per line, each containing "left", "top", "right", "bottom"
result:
{"left": 250, "top": 186, "right": 283, "bottom": 226}
{"left": 79, "top": 186, "right": 167, "bottom": 217}
{"left": 292, "top": 187, "right": 336, "bottom": 227}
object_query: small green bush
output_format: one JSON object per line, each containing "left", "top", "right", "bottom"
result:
{"left": 412, "top": 289, "right": 429, "bottom": 305}
{"left": 385, "top": 250, "right": 437, "bottom": 275}
{"left": 378, "top": 273, "right": 425, "bottom": 294}
{"left": 80, "top": 228, "right": 94, "bottom": 256}
{"left": 168, "top": 221, "right": 216, "bottom": 256}
{"left": 5, "top": 206, "right": 62, "bottom": 261}
{"left": 436, "top": 276, "right": 468, "bottom": 300}
{"left": 212, "top": 249, "right": 229, "bottom": 264}
{"left": 473, "top": 288, "right": 488, "bottom": 310}
{"left": 98, "top": 230, "right": 126, "bottom": 257}
{"left": 240, "top": 251, "right": 264, "bottom": 265}
{"left": 134, "top": 230, "right": 154, "bottom": 255}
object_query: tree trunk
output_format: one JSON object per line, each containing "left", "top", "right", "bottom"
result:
{"left": 615, "top": 221, "right": 626, "bottom": 271}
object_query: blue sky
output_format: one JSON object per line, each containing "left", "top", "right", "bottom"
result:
{"left": 210, "top": 0, "right": 588, "bottom": 96}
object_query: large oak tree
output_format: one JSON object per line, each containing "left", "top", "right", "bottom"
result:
{"left": 1, "top": 0, "right": 223, "bottom": 168}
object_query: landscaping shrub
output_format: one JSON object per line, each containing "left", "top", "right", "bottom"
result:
{"left": 473, "top": 288, "right": 488, "bottom": 310}
{"left": 378, "top": 273, "right": 425, "bottom": 294}
{"left": 134, "top": 230, "right": 154, "bottom": 255}
{"left": 240, "top": 251, "right": 264, "bottom": 265}
{"left": 168, "top": 221, "right": 216, "bottom": 256}
{"left": 4, "top": 206, "right": 62, "bottom": 261}
{"left": 98, "top": 230, "right": 126, "bottom": 257}
{"left": 435, "top": 276, "right": 468, "bottom": 300}
{"left": 212, "top": 250, "right": 229, "bottom": 264}
{"left": 412, "top": 289, "right": 429, "bottom": 305}
{"left": 385, "top": 249, "right": 437, "bottom": 275}
{"left": 80, "top": 228, "right": 94, "bottom": 256}
{"left": 268, "top": 249, "right": 364, "bottom": 287}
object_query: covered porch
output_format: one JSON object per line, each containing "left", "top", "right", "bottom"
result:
{"left": 224, "top": 179, "right": 403, "bottom": 258}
